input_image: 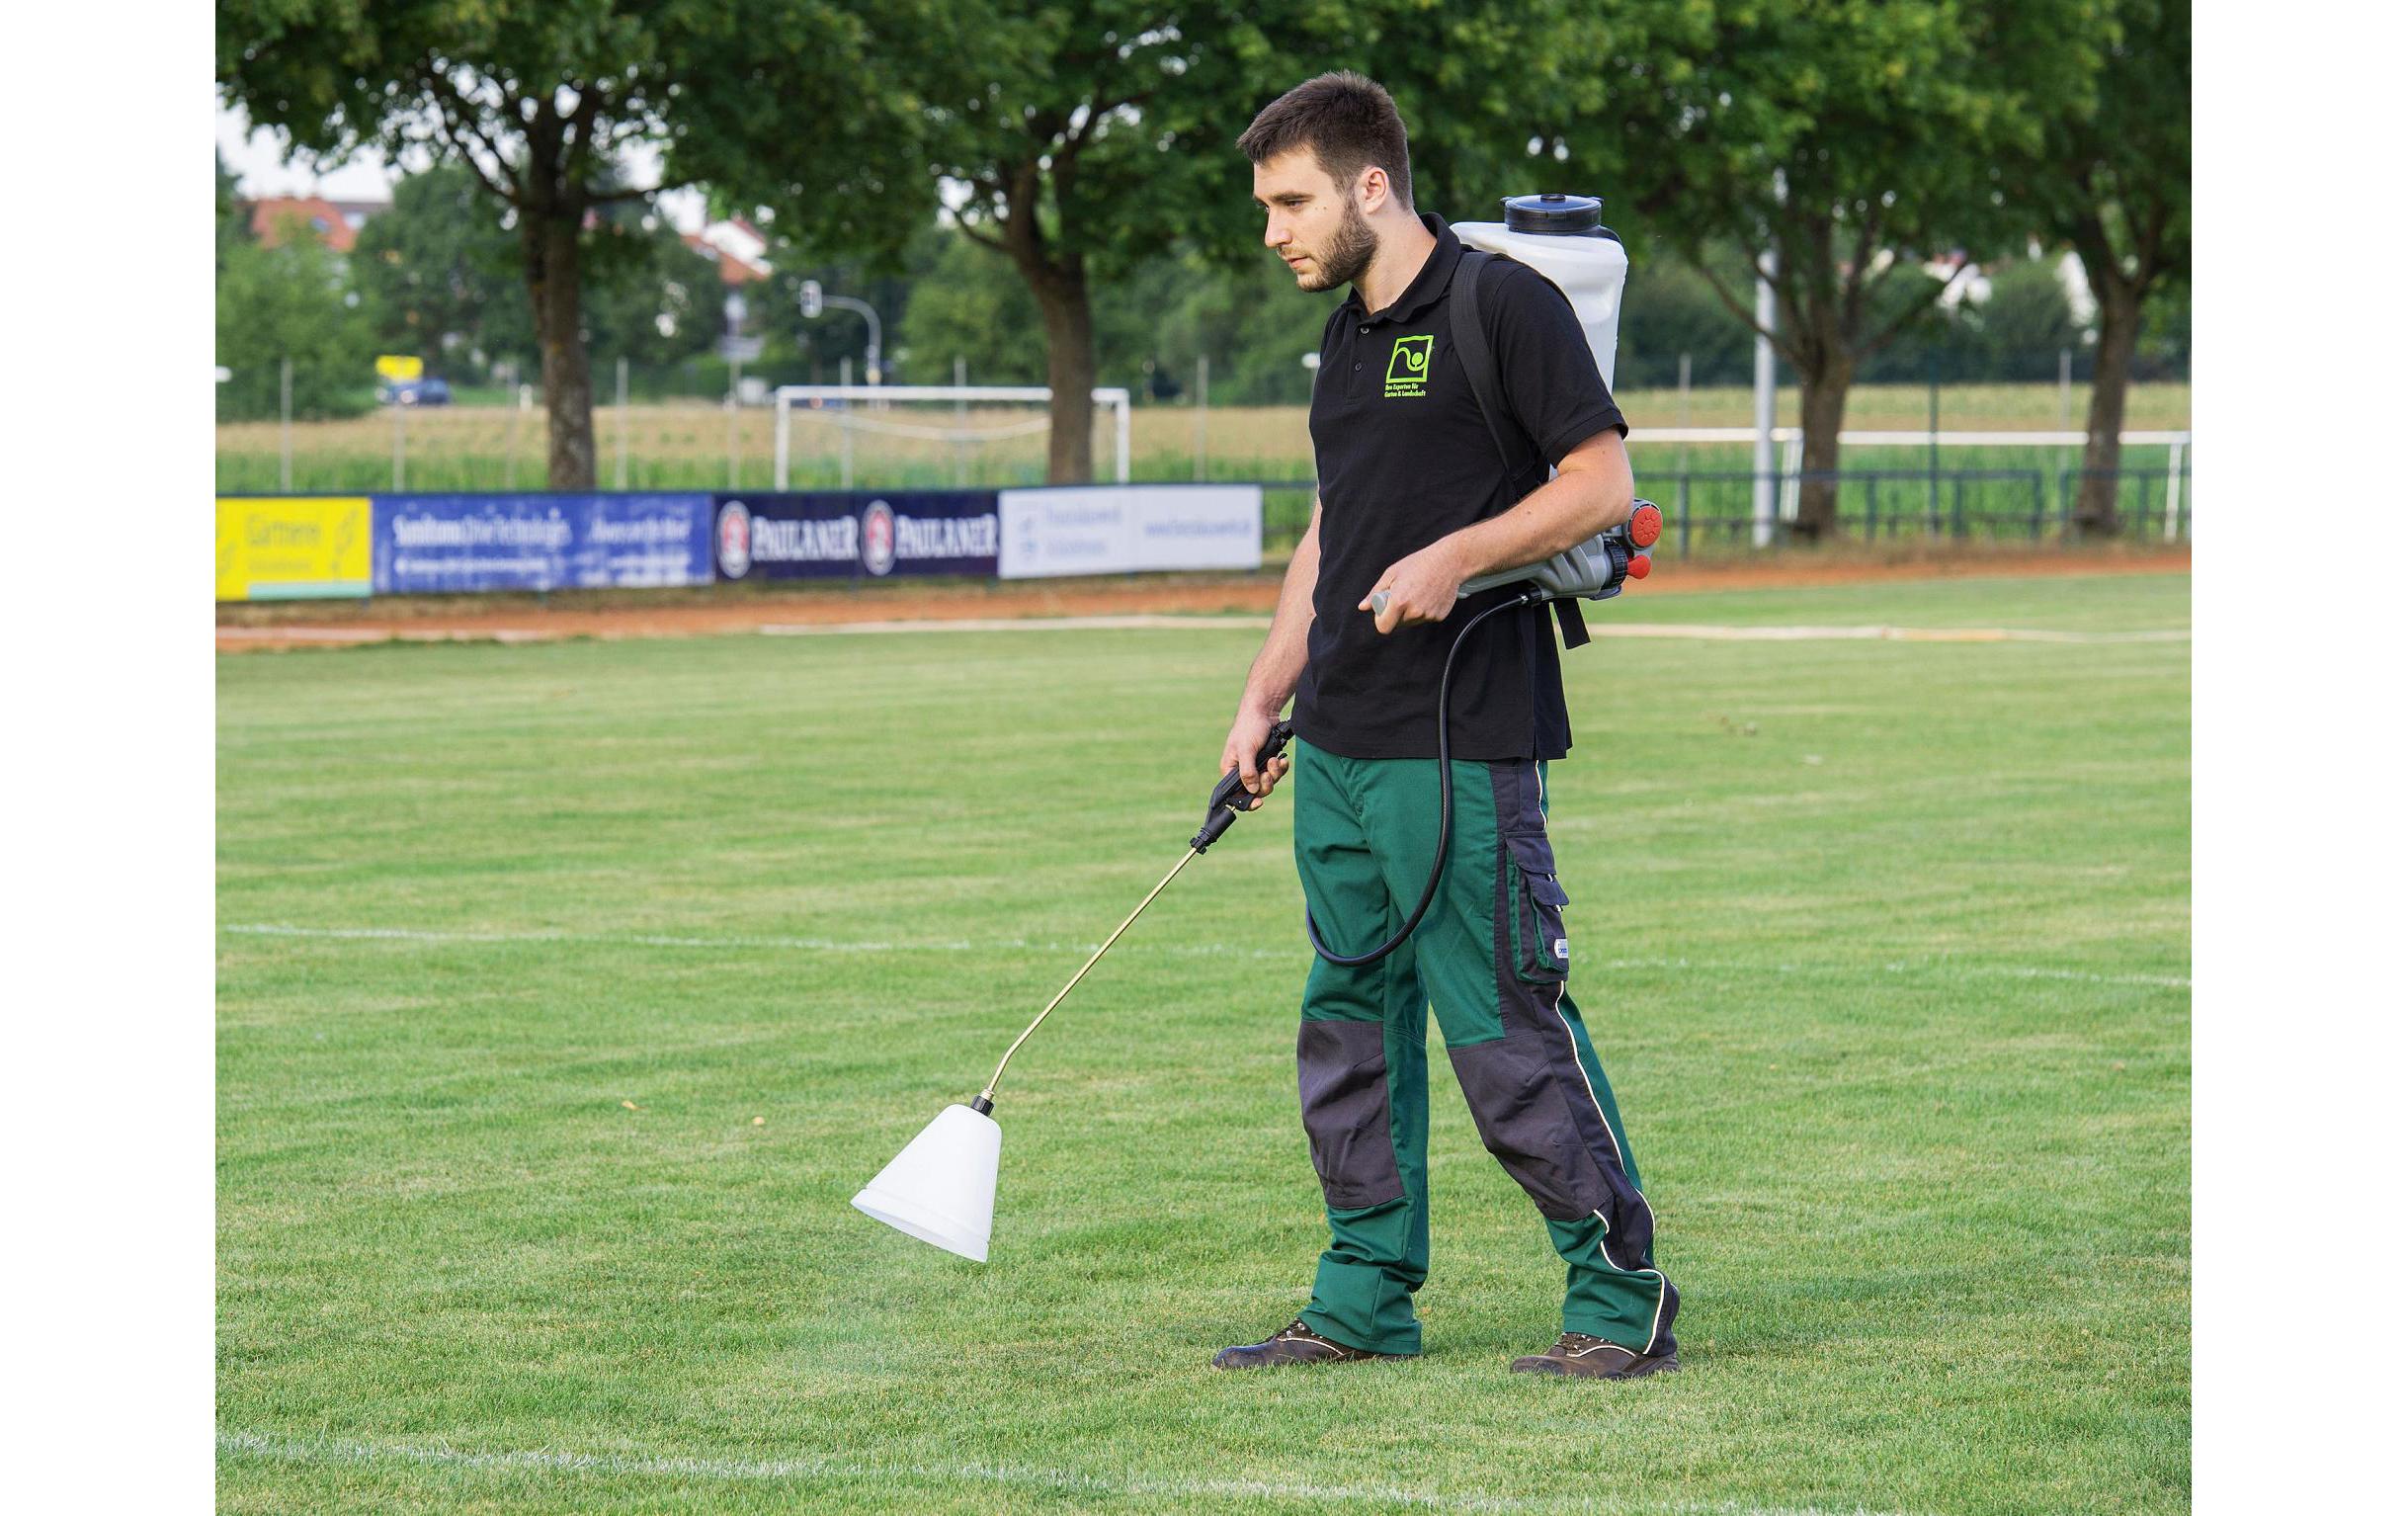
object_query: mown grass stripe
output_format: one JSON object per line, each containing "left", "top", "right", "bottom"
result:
{"left": 218, "top": 921, "right": 2186, "bottom": 988}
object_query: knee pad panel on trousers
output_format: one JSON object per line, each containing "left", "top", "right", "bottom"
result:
{"left": 1446, "top": 1035, "right": 1615, "bottom": 1221}
{"left": 1297, "top": 1019, "right": 1406, "bottom": 1211}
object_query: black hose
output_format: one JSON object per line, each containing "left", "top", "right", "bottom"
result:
{"left": 1304, "top": 590, "right": 1544, "bottom": 967}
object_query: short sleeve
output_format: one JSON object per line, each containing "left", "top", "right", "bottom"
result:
{"left": 1487, "top": 261, "right": 1627, "bottom": 465}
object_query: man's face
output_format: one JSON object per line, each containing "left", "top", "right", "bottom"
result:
{"left": 1253, "top": 148, "right": 1377, "bottom": 294}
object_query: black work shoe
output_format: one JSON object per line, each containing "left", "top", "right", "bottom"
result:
{"left": 1510, "top": 1332, "right": 1681, "bottom": 1380}
{"left": 1211, "top": 1318, "right": 1405, "bottom": 1371}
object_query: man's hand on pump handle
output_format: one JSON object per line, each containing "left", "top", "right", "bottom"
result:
{"left": 1360, "top": 537, "right": 1472, "bottom": 634}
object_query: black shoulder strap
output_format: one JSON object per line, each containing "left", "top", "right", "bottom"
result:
{"left": 1450, "top": 250, "right": 1590, "bottom": 650}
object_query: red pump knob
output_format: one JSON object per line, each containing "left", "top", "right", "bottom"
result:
{"left": 1626, "top": 502, "right": 1662, "bottom": 549}
{"left": 1626, "top": 552, "right": 1652, "bottom": 581}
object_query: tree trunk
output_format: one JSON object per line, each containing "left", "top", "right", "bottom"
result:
{"left": 526, "top": 211, "right": 598, "bottom": 490}
{"left": 1793, "top": 354, "right": 1854, "bottom": 543}
{"left": 1029, "top": 266, "right": 1098, "bottom": 484}
{"left": 2075, "top": 278, "right": 2141, "bottom": 538}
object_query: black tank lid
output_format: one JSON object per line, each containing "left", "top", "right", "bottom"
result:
{"left": 1502, "top": 193, "right": 1613, "bottom": 237}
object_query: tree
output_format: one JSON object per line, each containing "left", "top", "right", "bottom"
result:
{"left": 1969, "top": 258, "right": 2082, "bottom": 381}
{"left": 702, "top": 3, "right": 1608, "bottom": 482}
{"left": 352, "top": 163, "right": 533, "bottom": 378}
{"left": 580, "top": 205, "right": 724, "bottom": 373}
{"left": 216, "top": 213, "right": 376, "bottom": 421}
{"left": 1568, "top": 1, "right": 2110, "bottom": 539}
{"left": 1615, "top": 245, "right": 1764, "bottom": 389}
{"left": 217, "top": 1, "right": 886, "bottom": 487}
{"left": 2026, "top": 0, "right": 2190, "bottom": 535}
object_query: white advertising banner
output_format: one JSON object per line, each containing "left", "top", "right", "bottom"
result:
{"left": 997, "top": 485, "right": 1263, "bottom": 579}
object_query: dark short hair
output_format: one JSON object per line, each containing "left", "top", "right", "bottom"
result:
{"left": 1236, "top": 71, "right": 1413, "bottom": 209}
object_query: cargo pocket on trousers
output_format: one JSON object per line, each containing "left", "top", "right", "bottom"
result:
{"left": 1297, "top": 1020, "right": 1406, "bottom": 1211}
{"left": 1506, "top": 833, "right": 1571, "bottom": 985}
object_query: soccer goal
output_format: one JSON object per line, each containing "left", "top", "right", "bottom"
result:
{"left": 772, "top": 384, "right": 1133, "bottom": 489}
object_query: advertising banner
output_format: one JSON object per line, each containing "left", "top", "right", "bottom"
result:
{"left": 997, "top": 485, "right": 1263, "bottom": 579}
{"left": 215, "top": 496, "right": 372, "bottom": 602}
{"left": 371, "top": 493, "right": 711, "bottom": 594}
{"left": 711, "top": 492, "right": 1000, "bottom": 581}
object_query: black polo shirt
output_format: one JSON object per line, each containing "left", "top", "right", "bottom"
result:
{"left": 1293, "top": 212, "right": 1627, "bottom": 762}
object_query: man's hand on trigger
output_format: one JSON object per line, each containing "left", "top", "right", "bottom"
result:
{"left": 1220, "top": 705, "right": 1292, "bottom": 808}
{"left": 1360, "top": 538, "right": 1470, "bottom": 634}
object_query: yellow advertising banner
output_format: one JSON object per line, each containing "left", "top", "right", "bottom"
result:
{"left": 374, "top": 354, "right": 424, "bottom": 381}
{"left": 215, "top": 497, "right": 373, "bottom": 602}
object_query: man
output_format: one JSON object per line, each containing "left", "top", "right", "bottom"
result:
{"left": 1210, "top": 71, "right": 1679, "bottom": 1381}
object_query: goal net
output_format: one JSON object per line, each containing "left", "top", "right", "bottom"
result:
{"left": 773, "top": 384, "right": 1132, "bottom": 489}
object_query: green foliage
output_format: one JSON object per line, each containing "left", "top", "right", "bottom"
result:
{"left": 215, "top": 150, "right": 252, "bottom": 273}
{"left": 217, "top": 0, "right": 897, "bottom": 485}
{"left": 215, "top": 225, "right": 375, "bottom": 421}
{"left": 1617, "top": 246, "right": 1763, "bottom": 389}
{"left": 2134, "top": 277, "right": 2191, "bottom": 380}
{"left": 1567, "top": 1, "right": 2112, "bottom": 368}
{"left": 2026, "top": 0, "right": 2191, "bottom": 295}
{"left": 894, "top": 231, "right": 1043, "bottom": 385}
{"left": 580, "top": 207, "right": 724, "bottom": 370}
{"left": 352, "top": 164, "right": 532, "bottom": 377}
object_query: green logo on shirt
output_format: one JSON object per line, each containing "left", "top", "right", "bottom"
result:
{"left": 1384, "top": 334, "right": 1434, "bottom": 397}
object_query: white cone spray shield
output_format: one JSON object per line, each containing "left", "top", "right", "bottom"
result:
{"left": 852, "top": 1104, "right": 1001, "bottom": 1262}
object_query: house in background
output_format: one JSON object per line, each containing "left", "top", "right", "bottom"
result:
{"left": 685, "top": 218, "right": 774, "bottom": 352}
{"left": 247, "top": 195, "right": 387, "bottom": 253}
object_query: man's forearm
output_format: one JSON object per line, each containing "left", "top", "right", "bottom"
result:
{"left": 1444, "top": 434, "right": 1634, "bottom": 582}
{"left": 1242, "top": 502, "right": 1321, "bottom": 714}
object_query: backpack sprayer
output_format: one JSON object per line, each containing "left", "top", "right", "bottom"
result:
{"left": 852, "top": 193, "right": 1647, "bottom": 1261}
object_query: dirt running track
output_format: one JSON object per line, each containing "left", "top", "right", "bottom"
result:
{"left": 217, "top": 547, "right": 2191, "bottom": 653}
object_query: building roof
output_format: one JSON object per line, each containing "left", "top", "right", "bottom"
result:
{"left": 247, "top": 195, "right": 379, "bottom": 253}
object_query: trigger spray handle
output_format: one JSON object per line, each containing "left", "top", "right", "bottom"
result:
{"left": 1194, "top": 719, "right": 1296, "bottom": 852}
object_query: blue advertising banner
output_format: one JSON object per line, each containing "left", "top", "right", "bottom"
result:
{"left": 372, "top": 493, "right": 711, "bottom": 594}
{"left": 711, "top": 492, "right": 1000, "bottom": 581}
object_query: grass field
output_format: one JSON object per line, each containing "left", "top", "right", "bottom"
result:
{"left": 217, "top": 570, "right": 2191, "bottom": 1513}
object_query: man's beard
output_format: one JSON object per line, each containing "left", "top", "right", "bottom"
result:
{"left": 1296, "top": 199, "right": 1377, "bottom": 293}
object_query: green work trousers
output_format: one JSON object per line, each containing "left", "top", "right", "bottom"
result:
{"left": 1288, "top": 736, "right": 1678, "bottom": 1358}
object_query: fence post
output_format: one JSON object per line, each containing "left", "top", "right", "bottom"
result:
{"left": 504, "top": 364, "right": 522, "bottom": 491}
{"left": 954, "top": 356, "right": 968, "bottom": 485}
{"left": 727, "top": 358, "right": 742, "bottom": 489}
{"left": 2056, "top": 347, "right": 2073, "bottom": 523}
{"left": 1195, "top": 354, "right": 1209, "bottom": 481}
{"left": 1926, "top": 358, "right": 1942, "bottom": 533}
{"left": 2163, "top": 438, "right": 2187, "bottom": 542}
{"left": 1677, "top": 473, "right": 1692, "bottom": 558}
{"left": 279, "top": 357, "right": 292, "bottom": 491}
{"left": 1751, "top": 267, "right": 1778, "bottom": 547}
{"left": 1951, "top": 474, "right": 1965, "bottom": 540}
{"left": 615, "top": 357, "right": 630, "bottom": 490}
{"left": 839, "top": 356, "right": 854, "bottom": 489}
{"left": 391, "top": 390, "right": 405, "bottom": 491}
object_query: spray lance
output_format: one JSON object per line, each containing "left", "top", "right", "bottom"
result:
{"left": 851, "top": 193, "right": 1645, "bottom": 1259}
{"left": 850, "top": 722, "right": 1296, "bottom": 1261}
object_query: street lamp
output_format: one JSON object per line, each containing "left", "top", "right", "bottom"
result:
{"left": 800, "top": 279, "right": 883, "bottom": 385}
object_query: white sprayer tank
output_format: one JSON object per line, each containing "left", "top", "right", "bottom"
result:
{"left": 1453, "top": 194, "right": 1629, "bottom": 389}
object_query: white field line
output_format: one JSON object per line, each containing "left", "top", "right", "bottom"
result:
{"left": 761, "top": 614, "right": 1270, "bottom": 634}
{"left": 215, "top": 1429, "right": 1919, "bottom": 1516}
{"left": 756, "top": 615, "right": 2188, "bottom": 643}
{"left": 219, "top": 922, "right": 2188, "bottom": 990}
{"left": 214, "top": 626, "right": 558, "bottom": 643}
